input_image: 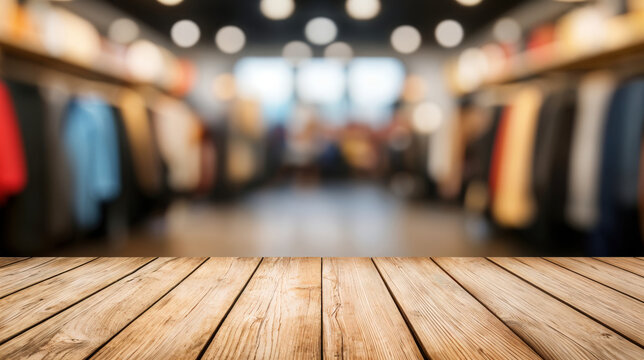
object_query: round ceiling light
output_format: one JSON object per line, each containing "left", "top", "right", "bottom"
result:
{"left": 108, "top": 18, "right": 139, "bottom": 44}
{"left": 260, "top": 0, "right": 295, "bottom": 20}
{"left": 215, "top": 26, "right": 246, "bottom": 54}
{"left": 435, "top": 19, "right": 464, "bottom": 48}
{"left": 346, "top": 0, "right": 380, "bottom": 20}
{"left": 171, "top": 20, "right": 200, "bottom": 48}
{"left": 305, "top": 17, "right": 338, "bottom": 46}
{"left": 391, "top": 25, "right": 422, "bottom": 54}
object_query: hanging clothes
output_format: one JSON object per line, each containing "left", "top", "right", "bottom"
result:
{"left": 566, "top": 72, "right": 617, "bottom": 230}
{"left": 118, "top": 89, "right": 162, "bottom": 196}
{"left": 593, "top": 78, "right": 644, "bottom": 255}
{"left": 531, "top": 84, "right": 578, "bottom": 245}
{"left": 1, "top": 79, "right": 48, "bottom": 254}
{"left": 491, "top": 85, "right": 544, "bottom": 228}
{"left": 0, "top": 80, "right": 26, "bottom": 203}
{"left": 39, "top": 83, "right": 74, "bottom": 243}
{"left": 152, "top": 97, "right": 202, "bottom": 192}
{"left": 63, "top": 96, "right": 121, "bottom": 229}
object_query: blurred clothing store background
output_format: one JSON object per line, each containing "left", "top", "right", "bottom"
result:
{"left": 1, "top": 0, "right": 644, "bottom": 256}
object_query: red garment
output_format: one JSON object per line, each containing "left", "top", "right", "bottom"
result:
{"left": 488, "top": 105, "right": 512, "bottom": 201}
{"left": 0, "top": 80, "right": 27, "bottom": 203}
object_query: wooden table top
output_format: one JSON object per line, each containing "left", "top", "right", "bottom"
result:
{"left": 0, "top": 257, "right": 642, "bottom": 359}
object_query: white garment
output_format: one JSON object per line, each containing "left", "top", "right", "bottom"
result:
{"left": 566, "top": 71, "right": 617, "bottom": 229}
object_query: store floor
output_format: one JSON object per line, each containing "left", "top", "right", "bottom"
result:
{"left": 57, "top": 182, "right": 534, "bottom": 257}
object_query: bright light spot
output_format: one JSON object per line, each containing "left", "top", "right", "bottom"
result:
{"left": 212, "top": 73, "right": 237, "bottom": 101}
{"left": 108, "top": 18, "right": 139, "bottom": 44}
{"left": 346, "top": 0, "right": 380, "bottom": 20}
{"left": 282, "top": 41, "right": 312, "bottom": 63}
{"left": 455, "top": 0, "right": 482, "bottom": 6}
{"left": 305, "top": 17, "right": 337, "bottom": 45}
{"left": 324, "top": 42, "right": 353, "bottom": 61}
{"left": 297, "top": 59, "right": 346, "bottom": 105}
{"left": 435, "top": 19, "right": 464, "bottom": 48}
{"left": 260, "top": 0, "right": 295, "bottom": 20}
{"left": 235, "top": 57, "right": 294, "bottom": 118}
{"left": 493, "top": 17, "right": 521, "bottom": 43}
{"left": 348, "top": 57, "right": 405, "bottom": 108}
{"left": 412, "top": 102, "right": 443, "bottom": 134}
{"left": 390, "top": 25, "right": 422, "bottom": 54}
{"left": 457, "top": 47, "right": 488, "bottom": 91}
{"left": 215, "top": 26, "right": 246, "bottom": 54}
{"left": 171, "top": 20, "right": 200, "bottom": 48}
{"left": 157, "top": 0, "right": 183, "bottom": 6}
{"left": 126, "top": 40, "right": 164, "bottom": 82}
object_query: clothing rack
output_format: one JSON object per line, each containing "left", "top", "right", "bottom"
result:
{"left": 452, "top": 12, "right": 644, "bottom": 96}
{"left": 0, "top": 35, "right": 178, "bottom": 98}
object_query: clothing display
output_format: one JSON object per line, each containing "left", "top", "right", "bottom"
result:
{"left": 118, "top": 89, "right": 163, "bottom": 196}
{"left": 491, "top": 85, "right": 543, "bottom": 228}
{"left": 0, "top": 80, "right": 26, "bottom": 203}
{"left": 1, "top": 79, "right": 48, "bottom": 253}
{"left": 63, "top": 96, "right": 121, "bottom": 229}
{"left": 566, "top": 72, "right": 617, "bottom": 230}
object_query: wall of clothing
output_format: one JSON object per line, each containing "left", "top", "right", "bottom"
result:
{"left": 452, "top": 72, "right": 644, "bottom": 255}
{"left": 0, "top": 76, "right": 216, "bottom": 255}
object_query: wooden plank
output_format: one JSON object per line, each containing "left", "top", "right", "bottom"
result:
{"left": 0, "top": 257, "right": 154, "bottom": 344}
{"left": 0, "top": 258, "right": 28, "bottom": 268}
{"left": 0, "top": 257, "right": 95, "bottom": 298}
{"left": 374, "top": 257, "right": 540, "bottom": 360}
{"left": 491, "top": 257, "right": 644, "bottom": 345}
{"left": 322, "top": 258, "right": 423, "bottom": 360}
{"left": 0, "top": 257, "right": 205, "bottom": 360}
{"left": 91, "top": 257, "right": 261, "bottom": 360}
{"left": 435, "top": 257, "right": 644, "bottom": 360}
{"left": 202, "top": 257, "right": 321, "bottom": 359}
{"left": 546, "top": 257, "right": 644, "bottom": 302}
{"left": 596, "top": 257, "right": 644, "bottom": 277}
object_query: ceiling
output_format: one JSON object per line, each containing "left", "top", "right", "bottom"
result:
{"left": 104, "top": 0, "right": 529, "bottom": 48}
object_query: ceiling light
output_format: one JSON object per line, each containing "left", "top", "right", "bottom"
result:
{"left": 412, "top": 102, "right": 443, "bottom": 134}
{"left": 282, "top": 41, "right": 312, "bottom": 63}
{"left": 493, "top": 17, "right": 521, "bottom": 43}
{"left": 126, "top": 40, "right": 164, "bottom": 82}
{"left": 305, "top": 17, "right": 338, "bottom": 45}
{"left": 171, "top": 20, "right": 200, "bottom": 48}
{"left": 391, "top": 25, "right": 422, "bottom": 54}
{"left": 324, "top": 41, "right": 353, "bottom": 61}
{"left": 454, "top": 0, "right": 482, "bottom": 6}
{"left": 346, "top": 0, "right": 380, "bottom": 20}
{"left": 108, "top": 18, "right": 139, "bottom": 44}
{"left": 157, "top": 0, "right": 183, "bottom": 6}
{"left": 260, "top": 0, "right": 295, "bottom": 20}
{"left": 435, "top": 19, "right": 464, "bottom": 48}
{"left": 215, "top": 26, "right": 246, "bottom": 54}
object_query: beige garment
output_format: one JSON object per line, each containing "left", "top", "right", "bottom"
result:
{"left": 153, "top": 97, "right": 202, "bottom": 192}
{"left": 566, "top": 71, "right": 616, "bottom": 229}
{"left": 118, "top": 89, "right": 162, "bottom": 195}
{"left": 492, "top": 85, "right": 543, "bottom": 227}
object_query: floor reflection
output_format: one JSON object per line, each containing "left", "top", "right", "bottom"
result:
{"left": 56, "top": 182, "right": 534, "bottom": 257}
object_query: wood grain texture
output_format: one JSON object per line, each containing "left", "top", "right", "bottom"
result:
{"left": 491, "top": 257, "right": 644, "bottom": 345}
{"left": 374, "top": 257, "right": 540, "bottom": 360}
{"left": 0, "top": 257, "right": 95, "bottom": 298}
{"left": 435, "top": 257, "right": 644, "bottom": 360}
{"left": 0, "top": 257, "right": 153, "bottom": 344}
{"left": 92, "top": 257, "right": 261, "bottom": 360}
{"left": 323, "top": 257, "right": 423, "bottom": 360}
{"left": 596, "top": 257, "right": 644, "bottom": 277}
{"left": 0, "top": 258, "right": 28, "bottom": 268}
{"left": 202, "top": 257, "right": 321, "bottom": 360}
{"left": 546, "top": 257, "right": 644, "bottom": 302}
{"left": 0, "top": 257, "right": 205, "bottom": 360}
